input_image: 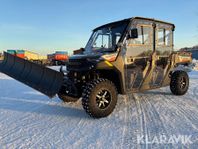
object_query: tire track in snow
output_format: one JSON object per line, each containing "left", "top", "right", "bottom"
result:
{"left": 135, "top": 93, "right": 159, "bottom": 149}
{"left": 0, "top": 97, "right": 82, "bottom": 147}
{"left": 165, "top": 95, "right": 198, "bottom": 132}
{"left": 162, "top": 86, "right": 198, "bottom": 118}
{"left": 29, "top": 114, "right": 84, "bottom": 148}
{"left": 140, "top": 92, "right": 173, "bottom": 148}
{"left": 192, "top": 85, "right": 198, "bottom": 97}
{"left": 5, "top": 101, "right": 85, "bottom": 148}
{"left": 69, "top": 99, "right": 125, "bottom": 149}
{"left": 0, "top": 97, "right": 50, "bottom": 121}
{"left": 132, "top": 93, "right": 149, "bottom": 149}
{"left": 28, "top": 101, "right": 91, "bottom": 148}
{"left": 50, "top": 114, "right": 88, "bottom": 147}
{"left": 0, "top": 97, "right": 37, "bottom": 123}
{"left": 55, "top": 101, "right": 113, "bottom": 149}
{"left": 121, "top": 94, "right": 144, "bottom": 149}
{"left": 0, "top": 97, "right": 52, "bottom": 140}
{"left": 120, "top": 95, "right": 130, "bottom": 149}
{"left": 66, "top": 119, "right": 98, "bottom": 149}
{"left": 121, "top": 90, "right": 176, "bottom": 148}
{"left": 0, "top": 105, "right": 59, "bottom": 145}
{"left": 150, "top": 87, "right": 198, "bottom": 146}
{"left": 69, "top": 98, "right": 129, "bottom": 149}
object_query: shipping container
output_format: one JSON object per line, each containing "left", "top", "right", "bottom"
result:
{"left": 16, "top": 53, "right": 25, "bottom": 58}
{"left": 24, "top": 51, "right": 39, "bottom": 60}
{"left": 47, "top": 51, "right": 69, "bottom": 66}
{"left": 38, "top": 55, "right": 47, "bottom": 60}
{"left": 6, "top": 49, "right": 48, "bottom": 65}
{"left": 55, "top": 51, "right": 68, "bottom": 55}
{"left": 16, "top": 50, "right": 25, "bottom": 58}
{"left": 16, "top": 50, "right": 25, "bottom": 54}
{"left": 55, "top": 54, "right": 68, "bottom": 61}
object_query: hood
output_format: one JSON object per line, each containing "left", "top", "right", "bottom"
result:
{"left": 69, "top": 52, "right": 102, "bottom": 61}
{"left": 67, "top": 53, "right": 102, "bottom": 72}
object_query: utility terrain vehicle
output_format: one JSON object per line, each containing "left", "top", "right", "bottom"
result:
{"left": 0, "top": 17, "right": 192, "bottom": 118}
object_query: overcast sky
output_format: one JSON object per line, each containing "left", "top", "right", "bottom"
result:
{"left": 0, "top": 0, "right": 197, "bottom": 54}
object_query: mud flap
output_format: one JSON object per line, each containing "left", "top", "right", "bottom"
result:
{"left": 0, "top": 52, "right": 64, "bottom": 98}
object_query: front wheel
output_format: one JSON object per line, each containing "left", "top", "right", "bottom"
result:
{"left": 82, "top": 78, "right": 118, "bottom": 118}
{"left": 170, "top": 71, "right": 189, "bottom": 95}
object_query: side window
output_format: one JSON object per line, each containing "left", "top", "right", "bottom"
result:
{"left": 157, "top": 28, "right": 171, "bottom": 46}
{"left": 126, "top": 25, "right": 152, "bottom": 58}
{"left": 165, "top": 30, "right": 171, "bottom": 46}
{"left": 157, "top": 29, "right": 165, "bottom": 45}
{"left": 129, "top": 25, "right": 151, "bottom": 45}
{"left": 143, "top": 27, "right": 150, "bottom": 44}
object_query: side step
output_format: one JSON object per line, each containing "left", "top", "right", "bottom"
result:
{"left": 0, "top": 52, "right": 64, "bottom": 98}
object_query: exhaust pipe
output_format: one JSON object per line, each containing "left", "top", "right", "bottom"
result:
{"left": 0, "top": 52, "right": 64, "bottom": 98}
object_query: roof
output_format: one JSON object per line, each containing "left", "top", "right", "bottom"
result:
{"left": 93, "top": 18, "right": 130, "bottom": 31}
{"left": 133, "top": 16, "right": 175, "bottom": 26}
{"left": 93, "top": 17, "right": 175, "bottom": 31}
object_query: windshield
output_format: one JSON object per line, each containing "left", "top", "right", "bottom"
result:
{"left": 85, "top": 21, "right": 129, "bottom": 53}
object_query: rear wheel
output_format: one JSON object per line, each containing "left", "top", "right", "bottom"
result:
{"left": 58, "top": 94, "right": 79, "bottom": 102}
{"left": 82, "top": 78, "right": 118, "bottom": 118}
{"left": 170, "top": 71, "right": 189, "bottom": 95}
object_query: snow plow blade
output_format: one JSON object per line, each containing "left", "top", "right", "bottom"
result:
{"left": 0, "top": 52, "right": 63, "bottom": 98}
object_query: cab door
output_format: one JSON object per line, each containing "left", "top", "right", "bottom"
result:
{"left": 125, "top": 24, "right": 153, "bottom": 92}
{"left": 150, "top": 24, "right": 173, "bottom": 87}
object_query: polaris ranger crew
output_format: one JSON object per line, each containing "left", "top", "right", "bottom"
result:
{"left": 0, "top": 17, "right": 192, "bottom": 118}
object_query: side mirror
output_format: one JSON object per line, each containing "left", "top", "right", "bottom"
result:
{"left": 127, "top": 28, "right": 138, "bottom": 39}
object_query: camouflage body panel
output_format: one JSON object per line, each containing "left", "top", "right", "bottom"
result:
{"left": 120, "top": 18, "right": 191, "bottom": 93}
{"left": 94, "top": 18, "right": 192, "bottom": 94}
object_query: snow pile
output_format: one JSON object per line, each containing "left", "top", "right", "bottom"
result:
{"left": 0, "top": 72, "right": 12, "bottom": 80}
{"left": 47, "top": 66, "right": 61, "bottom": 71}
{"left": 192, "top": 59, "right": 198, "bottom": 71}
{"left": 175, "top": 59, "right": 198, "bottom": 72}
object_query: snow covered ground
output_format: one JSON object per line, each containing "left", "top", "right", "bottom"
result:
{"left": 0, "top": 70, "right": 198, "bottom": 148}
{"left": 192, "top": 59, "right": 198, "bottom": 71}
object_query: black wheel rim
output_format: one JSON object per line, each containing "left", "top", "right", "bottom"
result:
{"left": 96, "top": 89, "right": 112, "bottom": 109}
{"left": 180, "top": 76, "right": 186, "bottom": 89}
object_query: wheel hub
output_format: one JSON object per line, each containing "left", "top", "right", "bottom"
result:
{"left": 96, "top": 89, "right": 111, "bottom": 109}
{"left": 180, "top": 76, "right": 186, "bottom": 89}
